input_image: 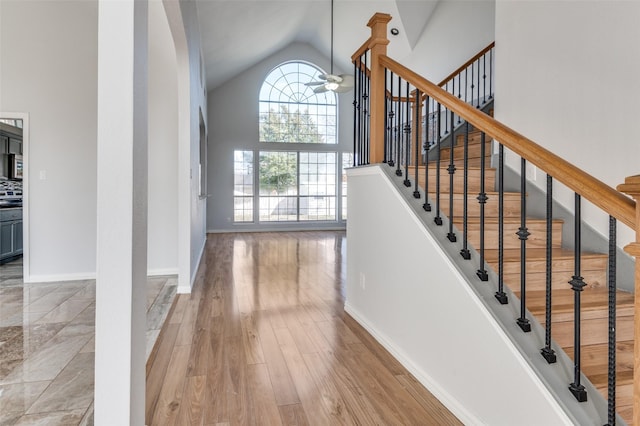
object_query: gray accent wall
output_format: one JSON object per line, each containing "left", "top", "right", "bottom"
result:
{"left": 207, "top": 42, "right": 353, "bottom": 232}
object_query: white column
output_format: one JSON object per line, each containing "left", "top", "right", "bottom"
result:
{"left": 94, "top": 1, "right": 148, "bottom": 425}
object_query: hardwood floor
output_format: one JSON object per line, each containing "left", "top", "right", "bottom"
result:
{"left": 146, "top": 231, "right": 461, "bottom": 425}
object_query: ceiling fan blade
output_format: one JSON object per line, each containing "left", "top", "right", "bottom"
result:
{"left": 313, "top": 85, "right": 329, "bottom": 93}
{"left": 333, "top": 85, "right": 353, "bottom": 93}
{"left": 337, "top": 74, "right": 354, "bottom": 88}
{"left": 305, "top": 81, "right": 325, "bottom": 86}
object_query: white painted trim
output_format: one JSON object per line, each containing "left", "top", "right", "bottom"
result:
{"left": 188, "top": 237, "right": 206, "bottom": 291}
{"left": 344, "top": 302, "right": 477, "bottom": 425}
{"left": 148, "top": 267, "right": 179, "bottom": 276}
{"left": 26, "top": 272, "right": 96, "bottom": 283}
{"left": 0, "top": 112, "right": 30, "bottom": 282}
{"left": 207, "top": 225, "right": 346, "bottom": 234}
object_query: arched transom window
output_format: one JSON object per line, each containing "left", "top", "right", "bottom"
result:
{"left": 259, "top": 62, "right": 337, "bottom": 144}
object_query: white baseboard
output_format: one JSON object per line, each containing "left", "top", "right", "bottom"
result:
{"left": 147, "top": 268, "right": 179, "bottom": 277}
{"left": 25, "top": 272, "right": 96, "bottom": 283}
{"left": 26, "top": 269, "right": 178, "bottom": 283}
{"left": 344, "top": 302, "right": 477, "bottom": 426}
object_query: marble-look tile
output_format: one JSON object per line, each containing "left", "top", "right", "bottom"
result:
{"left": 35, "top": 298, "right": 93, "bottom": 325}
{"left": 27, "top": 352, "right": 94, "bottom": 414}
{"left": 12, "top": 409, "right": 86, "bottom": 426}
{"left": 69, "top": 304, "right": 95, "bottom": 327}
{"left": 0, "top": 333, "right": 90, "bottom": 385}
{"left": 0, "top": 410, "right": 22, "bottom": 425}
{"left": 69, "top": 283, "right": 95, "bottom": 301}
{"left": 146, "top": 329, "right": 160, "bottom": 359}
{"left": 0, "top": 359, "right": 22, "bottom": 381}
{"left": 79, "top": 336, "right": 94, "bottom": 354}
{"left": 155, "top": 283, "right": 177, "bottom": 306}
{"left": 78, "top": 402, "right": 93, "bottom": 426}
{"left": 23, "top": 289, "right": 78, "bottom": 315}
{"left": 146, "top": 301, "right": 171, "bottom": 331}
{"left": 20, "top": 323, "right": 67, "bottom": 358}
{"left": 0, "top": 380, "right": 50, "bottom": 416}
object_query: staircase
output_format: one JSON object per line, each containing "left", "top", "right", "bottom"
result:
{"left": 424, "top": 129, "right": 635, "bottom": 423}
{"left": 352, "top": 12, "right": 640, "bottom": 425}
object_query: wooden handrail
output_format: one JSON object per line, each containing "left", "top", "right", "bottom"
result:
{"left": 438, "top": 42, "right": 495, "bottom": 87}
{"left": 380, "top": 54, "right": 636, "bottom": 230}
{"left": 352, "top": 38, "right": 372, "bottom": 62}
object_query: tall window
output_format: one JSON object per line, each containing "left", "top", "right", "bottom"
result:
{"left": 259, "top": 62, "right": 337, "bottom": 144}
{"left": 234, "top": 150, "right": 254, "bottom": 222}
{"left": 232, "top": 61, "right": 351, "bottom": 225}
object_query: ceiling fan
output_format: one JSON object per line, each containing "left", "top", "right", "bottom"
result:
{"left": 306, "top": 0, "right": 354, "bottom": 94}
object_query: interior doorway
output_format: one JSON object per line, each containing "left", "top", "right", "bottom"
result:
{"left": 0, "top": 114, "right": 28, "bottom": 282}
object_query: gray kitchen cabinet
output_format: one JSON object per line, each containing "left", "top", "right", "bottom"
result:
{"left": 0, "top": 208, "right": 23, "bottom": 263}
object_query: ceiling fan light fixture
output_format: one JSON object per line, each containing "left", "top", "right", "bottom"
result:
{"left": 325, "top": 82, "right": 339, "bottom": 91}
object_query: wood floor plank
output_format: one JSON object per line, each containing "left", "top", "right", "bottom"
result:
{"left": 273, "top": 327, "right": 334, "bottom": 425}
{"left": 146, "top": 232, "right": 461, "bottom": 425}
{"left": 256, "top": 312, "right": 300, "bottom": 406}
{"left": 145, "top": 323, "right": 180, "bottom": 424}
{"left": 395, "top": 374, "right": 464, "bottom": 425}
{"left": 246, "top": 363, "right": 283, "bottom": 426}
{"left": 175, "top": 375, "right": 206, "bottom": 426}
{"left": 278, "top": 404, "right": 309, "bottom": 426}
{"left": 150, "top": 344, "right": 191, "bottom": 425}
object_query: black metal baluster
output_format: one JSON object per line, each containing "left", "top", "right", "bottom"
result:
{"left": 495, "top": 144, "right": 507, "bottom": 303}
{"left": 447, "top": 109, "right": 456, "bottom": 242}
{"left": 364, "top": 56, "right": 371, "bottom": 164}
{"left": 383, "top": 68, "right": 388, "bottom": 164}
{"left": 395, "top": 75, "right": 402, "bottom": 176}
{"left": 388, "top": 71, "right": 395, "bottom": 167}
{"left": 482, "top": 53, "right": 487, "bottom": 105}
{"left": 457, "top": 75, "right": 462, "bottom": 124}
{"left": 353, "top": 60, "right": 358, "bottom": 166}
{"left": 516, "top": 158, "right": 531, "bottom": 332}
{"left": 413, "top": 89, "right": 421, "bottom": 198}
{"left": 434, "top": 103, "right": 443, "bottom": 226}
{"left": 470, "top": 63, "right": 475, "bottom": 107}
{"left": 444, "top": 85, "right": 449, "bottom": 134}
{"left": 568, "top": 193, "right": 587, "bottom": 402}
{"left": 423, "top": 96, "right": 431, "bottom": 212}
{"left": 606, "top": 215, "right": 617, "bottom": 425}
{"left": 476, "top": 56, "right": 481, "bottom": 108}
{"left": 476, "top": 132, "right": 488, "bottom": 280}
{"left": 363, "top": 52, "right": 369, "bottom": 164}
{"left": 403, "top": 81, "right": 411, "bottom": 187}
{"left": 460, "top": 121, "right": 470, "bottom": 259}
{"left": 465, "top": 68, "right": 468, "bottom": 104}
{"left": 489, "top": 48, "right": 493, "bottom": 100}
{"left": 358, "top": 55, "right": 365, "bottom": 165}
{"left": 541, "top": 174, "right": 556, "bottom": 362}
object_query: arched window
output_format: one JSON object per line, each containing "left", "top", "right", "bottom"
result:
{"left": 259, "top": 62, "right": 337, "bottom": 144}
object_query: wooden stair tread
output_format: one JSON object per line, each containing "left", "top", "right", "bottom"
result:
{"left": 484, "top": 248, "right": 606, "bottom": 263}
{"left": 567, "top": 341, "right": 634, "bottom": 376}
{"left": 416, "top": 165, "right": 495, "bottom": 171}
{"left": 524, "top": 288, "right": 634, "bottom": 317}
{"left": 454, "top": 217, "right": 563, "bottom": 225}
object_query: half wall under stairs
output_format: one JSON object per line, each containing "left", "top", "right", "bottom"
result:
{"left": 346, "top": 164, "right": 614, "bottom": 425}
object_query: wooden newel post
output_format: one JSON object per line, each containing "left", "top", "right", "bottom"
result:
{"left": 617, "top": 174, "right": 640, "bottom": 426}
{"left": 367, "top": 13, "right": 391, "bottom": 164}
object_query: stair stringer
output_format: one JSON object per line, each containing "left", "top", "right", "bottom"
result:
{"left": 345, "top": 164, "right": 612, "bottom": 425}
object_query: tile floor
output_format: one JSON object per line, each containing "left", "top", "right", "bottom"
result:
{"left": 0, "top": 257, "right": 176, "bottom": 425}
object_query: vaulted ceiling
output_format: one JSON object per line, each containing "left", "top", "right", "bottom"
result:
{"left": 195, "top": 0, "right": 440, "bottom": 90}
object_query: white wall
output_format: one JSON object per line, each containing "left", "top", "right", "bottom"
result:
{"left": 0, "top": 0, "right": 98, "bottom": 281}
{"left": 401, "top": 0, "right": 495, "bottom": 83}
{"left": 0, "top": 0, "right": 192, "bottom": 281}
{"left": 164, "top": 0, "right": 208, "bottom": 291}
{"left": 148, "top": 1, "right": 179, "bottom": 274}
{"left": 346, "top": 165, "right": 590, "bottom": 425}
{"left": 206, "top": 42, "right": 352, "bottom": 232}
{"left": 495, "top": 0, "right": 640, "bottom": 246}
